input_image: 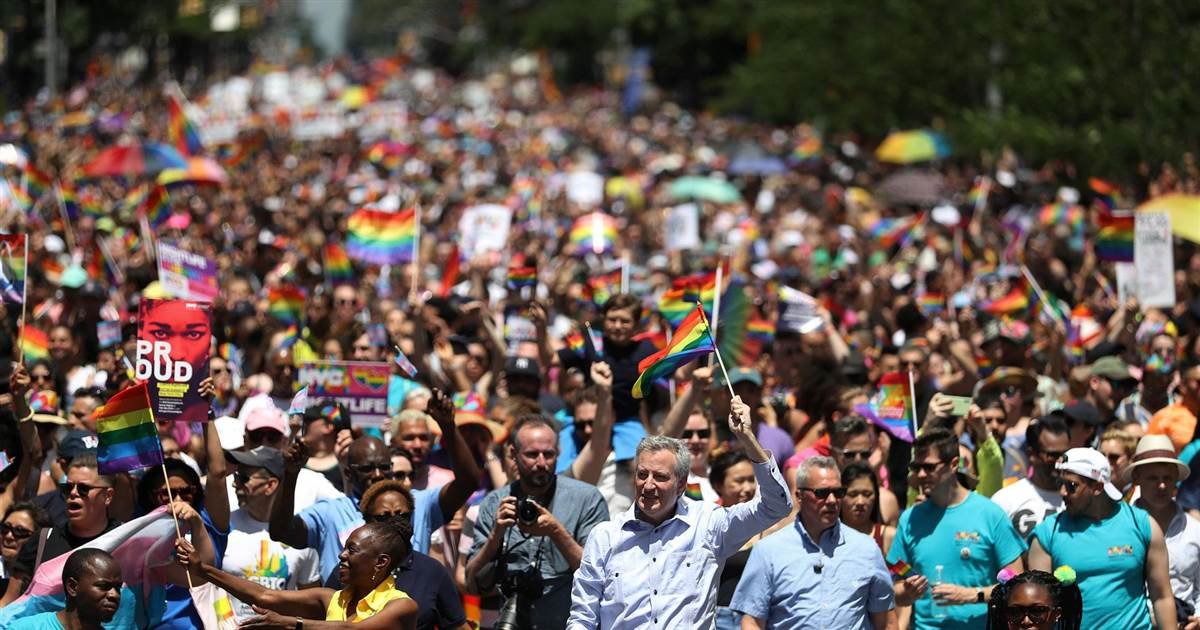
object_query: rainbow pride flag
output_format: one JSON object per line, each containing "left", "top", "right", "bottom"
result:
{"left": 1096, "top": 211, "right": 1134, "bottom": 262}
{"left": 967, "top": 177, "right": 990, "bottom": 208}
{"left": 685, "top": 481, "right": 705, "bottom": 501}
{"left": 22, "top": 162, "right": 52, "bottom": 202}
{"left": 1090, "top": 177, "right": 1122, "bottom": 211}
{"left": 96, "top": 382, "right": 163, "bottom": 474}
{"left": 715, "top": 280, "right": 753, "bottom": 367}
{"left": 855, "top": 371, "right": 915, "bottom": 442}
{"left": 0, "top": 234, "right": 26, "bottom": 303}
{"left": 868, "top": 214, "right": 923, "bottom": 248}
{"left": 57, "top": 182, "right": 80, "bottom": 220}
{"left": 1038, "top": 202, "right": 1084, "bottom": 235}
{"left": 0, "top": 507, "right": 179, "bottom": 628}
{"left": 347, "top": 207, "right": 416, "bottom": 265}
{"left": 980, "top": 275, "right": 1033, "bottom": 316}
{"left": 324, "top": 242, "right": 354, "bottom": 285}
{"left": 569, "top": 212, "right": 618, "bottom": 255}
{"left": 276, "top": 325, "right": 299, "bottom": 350}
{"left": 790, "top": 134, "right": 823, "bottom": 163}
{"left": 888, "top": 559, "right": 912, "bottom": 578}
{"left": 587, "top": 268, "right": 622, "bottom": 306}
{"left": 21, "top": 326, "right": 49, "bottom": 361}
{"left": 137, "top": 185, "right": 171, "bottom": 229}
{"left": 916, "top": 292, "right": 945, "bottom": 315}
{"left": 564, "top": 330, "right": 587, "bottom": 356}
{"left": 632, "top": 307, "right": 714, "bottom": 398}
{"left": 507, "top": 264, "right": 538, "bottom": 290}
{"left": 658, "top": 269, "right": 721, "bottom": 327}
{"left": 167, "top": 91, "right": 204, "bottom": 156}
{"left": 267, "top": 285, "right": 306, "bottom": 324}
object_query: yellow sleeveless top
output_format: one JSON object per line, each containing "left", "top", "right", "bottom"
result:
{"left": 325, "top": 575, "right": 410, "bottom": 622}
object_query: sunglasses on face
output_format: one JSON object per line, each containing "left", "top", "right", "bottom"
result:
{"left": 155, "top": 485, "right": 196, "bottom": 502}
{"left": 834, "top": 447, "right": 872, "bottom": 461}
{"left": 32, "top": 373, "right": 52, "bottom": 382}
{"left": 683, "top": 429, "right": 712, "bottom": 440}
{"left": 59, "top": 481, "right": 109, "bottom": 497}
{"left": 1005, "top": 605, "right": 1055, "bottom": 626}
{"left": 247, "top": 430, "right": 285, "bottom": 444}
{"left": 907, "top": 460, "right": 946, "bottom": 475}
{"left": 364, "top": 511, "right": 412, "bottom": 524}
{"left": 210, "top": 366, "right": 229, "bottom": 375}
{"left": 233, "top": 470, "right": 270, "bottom": 486}
{"left": 350, "top": 463, "right": 393, "bottom": 476}
{"left": 573, "top": 420, "right": 594, "bottom": 431}
{"left": 1057, "top": 479, "right": 1083, "bottom": 493}
{"left": 1102, "top": 452, "right": 1124, "bottom": 466}
{"left": 801, "top": 487, "right": 847, "bottom": 500}
{"left": 390, "top": 471, "right": 412, "bottom": 483}
{"left": 1, "top": 523, "right": 34, "bottom": 540}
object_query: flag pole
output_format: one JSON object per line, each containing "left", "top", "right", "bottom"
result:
{"left": 907, "top": 370, "right": 919, "bottom": 438}
{"left": 695, "top": 303, "right": 735, "bottom": 399}
{"left": 409, "top": 204, "right": 422, "bottom": 304}
{"left": 620, "top": 252, "right": 630, "bottom": 294}
{"left": 707, "top": 262, "right": 724, "bottom": 369}
{"left": 142, "top": 384, "right": 195, "bottom": 589}
{"left": 17, "top": 235, "right": 28, "bottom": 365}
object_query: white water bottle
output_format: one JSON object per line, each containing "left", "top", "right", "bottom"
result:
{"left": 931, "top": 564, "right": 947, "bottom": 618}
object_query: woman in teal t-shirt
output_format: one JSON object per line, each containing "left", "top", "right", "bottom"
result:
{"left": 1029, "top": 448, "right": 1176, "bottom": 629}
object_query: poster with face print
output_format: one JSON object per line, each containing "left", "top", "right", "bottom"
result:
{"left": 136, "top": 299, "right": 213, "bottom": 423}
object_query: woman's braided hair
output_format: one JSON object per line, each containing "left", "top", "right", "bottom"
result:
{"left": 985, "top": 569, "right": 1082, "bottom": 630}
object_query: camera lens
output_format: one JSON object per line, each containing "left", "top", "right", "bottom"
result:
{"left": 518, "top": 497, "right": 539, "bottom": 525}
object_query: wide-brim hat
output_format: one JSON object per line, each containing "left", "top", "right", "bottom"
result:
{"left": 1122, "top": 434, "right": 1190, "bottom": 485}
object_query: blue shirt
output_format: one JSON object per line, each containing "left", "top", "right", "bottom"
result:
{"left": 8, "top": 611, "right": 65, "bottom": 629}
{"left": 887, "top": 492, "right": 1026, "bottom": 630}
{"left": 299, "top": 486, "right": 444, "bottom": 583}
{"left": 566, "top": 457, "right": 793, "bottom": 629}
{"left": 730, "top": 520, "right": 894, "bottom": 628}
{"left": 1031, "top": 501, "right": 1153, "bottom": 630}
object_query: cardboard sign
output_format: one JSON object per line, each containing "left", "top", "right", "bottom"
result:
{"left": 136, "top": 300, "right": 212, "bottom": 424}
{"left": 295, "top": 361, "right": 391, "bottom": 429}
{"left": 157, "top": 241, "right": 219, "bottom": 303}
{"left": 1135, "top": 212, "right": 1175, "bottom": 308}
{"left": 664, "top": 203, "right": 700, "bottom": 252}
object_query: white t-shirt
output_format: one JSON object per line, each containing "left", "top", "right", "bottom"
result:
{"left": 991, "top": 478, "right": 1064, "bottom": 538}
{"left": 597, "top": 452, "right": 635, "bottom": 516}
{"left": 222, "top": 509, "right": 321, "bottom": 619}
{"left": 224, "top": 467, "right": 342, "bottom": 513}
{"left": 687, "top": 472, "right": 719, "bottom": 503}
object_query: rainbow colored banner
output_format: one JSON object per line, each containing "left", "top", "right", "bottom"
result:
{"left": 0, "top": 234, "right": 26, "bottom": 304}
{"left": 296, "top": 360, "right": 392, "bottom": 429}
{"left": 633, "top": 307, "right": 714, "bottom": 399}
{"left": 156, "top": 241, "right": 218, "bottom": 302}
{"left": 347, "top": 207, "right": 416, "bottom": 265}
{"left": 855, "top": 371, "right": 915, "bottom": 442}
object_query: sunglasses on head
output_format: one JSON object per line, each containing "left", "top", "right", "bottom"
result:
{"left": 801, "top": 487, "right": 847, "bottom": 500}
{"left": 682, "top": 429, "right": 711, "bottom": 440}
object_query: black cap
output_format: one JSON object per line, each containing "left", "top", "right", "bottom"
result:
{"left": 504, "top": 356, "right": 542, "bottom": 380}
{"left": 1062, "top": 401, "right": 1104, "bottom": 427}
{"left": 58, "top": 430, "right": 99, "bottom": 460}
{"left": 224, "top": 446, "right": 285, "bottom": 479}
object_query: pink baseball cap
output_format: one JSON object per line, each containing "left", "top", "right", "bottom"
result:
{"left": 243, "top": 405, "right": 288, "bottom": 435}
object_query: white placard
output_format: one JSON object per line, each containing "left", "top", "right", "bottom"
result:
{"left": 664, "top": 203, "right": 700, "bottom": 251}
{"left": 1134, "top": 212, "right": 1175, "bottom": 308}
{"left": 778, "top": 286, "right": 823, "bottom": 334}
{"left": 356, "top": 100, "right": 408, "bottom": 140}
{"left": 458, "top": 204, "right": 513, "bottom": 260}
{"left": 564, "top": 171, "right": 604, "bottom": 207}
{"left": 1115, "top": 262, "right": 1137, "bottom": 306}
{"left": 291, "top": 103, "right": 346, "bottom": 141}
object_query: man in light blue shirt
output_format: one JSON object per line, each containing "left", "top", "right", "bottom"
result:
{"left": 567, "top": 396, "right": 793, "bottom": 629}
{"left": 731, "top": 456, "right": 894, "bottom": 629}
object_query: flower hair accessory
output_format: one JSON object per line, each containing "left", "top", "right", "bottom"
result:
{"left": 996, "top": 568, "right": 1016, "bottom": 584}
{"left": 1053, "top": 565, "right": 1076, "bottom": 585}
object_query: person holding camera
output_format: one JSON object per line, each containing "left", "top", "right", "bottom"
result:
{"left": 566, "top": 396, "right": 793, "bottom": 629}
{"left": 465, "top": 415, "right": 609, "bottom": 629}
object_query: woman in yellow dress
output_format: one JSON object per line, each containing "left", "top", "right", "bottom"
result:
{"left": 176, "top": 520, "right": 418, "bottom": 628}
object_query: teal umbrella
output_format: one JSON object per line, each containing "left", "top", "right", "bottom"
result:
{"left": 669, "top": 176, "right": 742, "bottom": 204}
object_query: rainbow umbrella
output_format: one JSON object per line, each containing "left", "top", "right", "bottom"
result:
{"left": 875, "top": 130, "right": 951, "bottom": 164}
{"left": 1136, "top": 194, "right": 1200, "bottom": 244}
{"left": 156, "top": 157, "right": 228, "bottom": 187}
{"left": 82, "top": 143, "right": 188, "bottom": 177}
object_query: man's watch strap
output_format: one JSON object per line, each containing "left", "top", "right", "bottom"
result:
{"left": 295, "top": 618, "right": 304, "bottom": 630}
{"left": 976, "top": 588, "right": 985, "bottom": 603}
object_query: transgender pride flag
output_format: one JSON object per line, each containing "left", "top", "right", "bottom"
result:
{"left": 0, "top": 508, "right": 179, "bottom": 628}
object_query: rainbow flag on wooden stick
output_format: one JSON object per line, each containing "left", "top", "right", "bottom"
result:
{"left": 632, "top": 306, "right": 715, "bottom": 398}
{"left": 96, "top": 383, "right": 163, "bottom": 475}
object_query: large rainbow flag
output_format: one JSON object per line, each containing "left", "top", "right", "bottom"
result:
{"left": 632, "top": 307, "right": 715, "bottom": 399}
{"left": 0, "top": 507, "right": 181, "bottom": 628}
{"left": 167, "top": 91, "right": 204, "bottom": 156}
{"left": 96, "top": 382, "right": 163, "bottom": 475}
{"left": 855, "top": 371, "right": 915, "bottom": 442}
{"left": 346, "top": 207, "right": 416, "bottom": 265}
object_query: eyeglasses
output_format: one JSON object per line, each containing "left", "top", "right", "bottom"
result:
{"left": 1102, "top": 452, "right": 1124, "bottom": 466}
{"left": 247, "top": 429, "right": 285, "bottom": 444}
{"left": 350, "top": 463, "right": 393, "bottom": 476}
{"left": 1039, "top": 450, "right": 1067, "bottom": 461}
{"left": 58, "top": 481, "right": 109, "bottom": 497}
{"left": 1006, "top": 605, "right": 1055, "bottom": 626}
{"left": 233, "top": 470, "right": 271, "bottom": 486}
{"left": 801, "top": 487, "right": 847, "bottom": 500}
{"left": 211, "top": 366, "right": 229, "bottom": 375}
{"left": 907, "top": 460, "right": 946, "bottom": 475}
{"left": 155, "top": 485, "right": 196, "bottom": 502}
{"left": 834, "top": 447, "right": 872, "bottom": 461}
{"left": 31, "top": 373, "right": 52, "bottom": 382}
{"left": 683, "top": 429, "right": 712, "bottom": 440}
{"left": 1057, "top": 479, "right": 1082, "bottom": 493}
{"left": 364, "top": 511, "right": 412, "bottom": 524}
{"left": 1, "top": 523, "right": 34, "bottom": 540}
{"left": 900, "top": 360, "right": 922, "bottom": 369}
{"left": 390, "top": 471, "right": 412, "bottom": 483}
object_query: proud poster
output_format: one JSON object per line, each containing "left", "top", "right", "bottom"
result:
{"left": 136, "top": 299, "right": 212, "bottom": 423}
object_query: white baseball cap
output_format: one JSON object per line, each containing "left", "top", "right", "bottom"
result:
{"left": 1055, "top": 447, "right": 1123, "bottom": 501}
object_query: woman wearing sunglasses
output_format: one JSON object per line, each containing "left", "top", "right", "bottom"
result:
{"left": 0, "top": 502, "right": 50, "bottom": 607}
{"left": 985, "top": 569, "right": 1083, "bottom": 630}
{"left": 360, "top": 479, "right": 470, "bottom": 630}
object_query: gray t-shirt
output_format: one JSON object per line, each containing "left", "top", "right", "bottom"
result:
{"left": 469, "top": 475, "right": 609, "bottom": 629}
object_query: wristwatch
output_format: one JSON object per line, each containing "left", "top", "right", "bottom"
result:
{"left": 975, "top": 588, "right": 985, "bottom": 603}
{"left": 295, "top": 619, "right": 304, "bottom": 630}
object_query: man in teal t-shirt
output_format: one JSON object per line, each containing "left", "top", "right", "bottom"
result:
{"left": 888, "top": 428, "right": 1026, "bottom": 629}
{"left": 9, "top": 548, "right": 123, "bottom": 630}
{"left": 1029, "top": 447, "right": 1177, "bottom": 629}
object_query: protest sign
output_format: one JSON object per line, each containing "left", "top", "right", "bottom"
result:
{"left": 295, "top": 360, "right": 391, "bottom": 429}
{"left": 355, "top": 100, "right": 407, "bottom": 140}
{"left": 564, "top": 171, "right": 604, "bottom": 206}
{"left": 664, "top": 203, "right": 700, "bottom": 251}
{"left": 1115, "top": 262, "right": 1137, "bottom": 305}
{"left": 291, "top": 103, "right": 347, "bottom": 141}
{"left": 777, "top": 286, "right": 823, "bottom": 334}
{"left": 157, "top": 241, "right": 219, "bottom": 302}
{"left": 97, "top": 320, "right": 122, "bottom": 349}
{"left": 458, "top": 204, "right": 512, "bottom": 260}
{"left": 136, "top": 299, "right": 212, "bottom": 424}
{"left": 1135, "top": 212, "right": 1175, "bottom": 308}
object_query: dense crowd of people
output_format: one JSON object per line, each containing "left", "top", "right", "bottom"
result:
{"left": 0, "top": 49, "right": 1199, "bottom": 629}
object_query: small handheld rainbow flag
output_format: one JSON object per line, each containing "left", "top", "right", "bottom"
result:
{"left": 685, "top": 481, "right": 704, "bottom": 501}
{"left": 569, "top": 212, "right": 618, "bottom": 255}
{"left": 166, "top": 91, "right": 204, "bottom": 156}
{"left": 57, "top": 182, "right": 80, "bottom": 221}
{"left": 21, "top": 163, "right": 52, "bottom": 202}
{"left": 916, "top": 292, "right": 945, "bottom": 316}
{"left": 21, "top": 326, "right": 49, "bottom": 361}
{"left": 1096, "top": 211, "right": 1134, "bottom": 263}
{"left": 96, "top": 383, "right": 163, "bottom": 475}
{"left": 632, "top": 306, "right": 715, "bottom": 399}
{"left": 0, "top": 234, "right": 27, "bottom": 304}
{"left": 868, "top": 214, "right": 923, "bottom": 248}
{"left": 587, "top": 268, "right": 622, "bottom": 306}
{"left": 980, "top": 275, "right": 1033, "bottom": 316}
{"left": 506, "top": 264, "right": 538, "bottom": 291}
{"left": 1090, "top": 177, "right": 1122, "bottom": 212}
{"left": 346, "top": 207, "right": 416, "bottom": 265}
{"left": 855, "top": 371, "right": 915, "bottom": 442}
{"left": 324, "top": 242, "right": 354, "bottom": 285}
{"left": 658, "top": 269, "right": 721, "bottom": 327}
{"left": 137, "top": 185, "right": 171, "bottom": 230}
{"left": 267, "top": 285, "right": 306, "bottom": 324}
{"left": 564, "top": 330, "right": 587, "bottom": 357}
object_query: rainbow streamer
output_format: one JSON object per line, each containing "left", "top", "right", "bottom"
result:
{"left": 632, "top": 307, "right": 715, "bottom": 399}
{"left": 346, "top": 207, "right": 416, "bottom": 265}
{"left": 267, "top": 285, "right": 306, "bottom": 324}
{"left": 324, "top": 242, "right": 354, "bottom": 285}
